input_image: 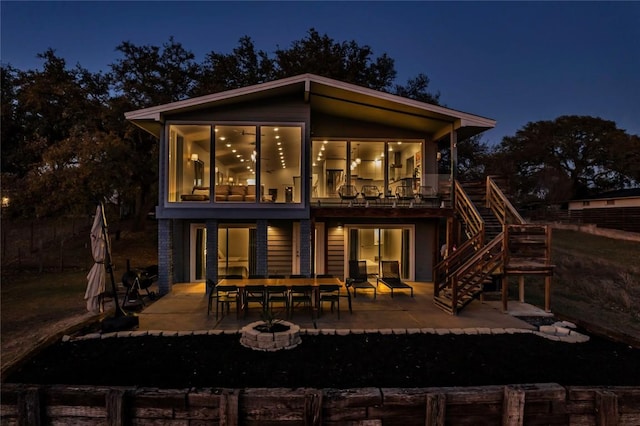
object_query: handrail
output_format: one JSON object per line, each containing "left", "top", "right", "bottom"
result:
{"left": 486, "top": 176, "right": 525, "bottom": 225}
{"left": 433, "top": 232, "right": 484, "bottom": 297}
{"left": 454, "top": 180, "right": 484, "bottom": 238}
{"left": 449, "top": 232, "right": 504, "bottom": 312}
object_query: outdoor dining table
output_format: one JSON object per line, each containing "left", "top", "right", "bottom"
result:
{"left": 216, "top": 276, "right": 344, "bottom": 319}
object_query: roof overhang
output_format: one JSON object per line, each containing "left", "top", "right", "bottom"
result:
{"left": 125, "top": 73, "right": 495, "bottom": 140}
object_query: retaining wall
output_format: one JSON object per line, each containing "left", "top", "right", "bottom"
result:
{"left": 2, "top": 383, "right": 639, "bottom": 425}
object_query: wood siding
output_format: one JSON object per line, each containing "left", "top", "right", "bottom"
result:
{"left": 326, "top": 225, "right": 345, "bottom": 279}
{"left": 267, "top": 222, "right": 293, "bottom": 276}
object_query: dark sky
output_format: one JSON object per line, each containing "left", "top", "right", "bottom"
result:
{"left": 2, "top": 1, "right": 638, "bottom": 144}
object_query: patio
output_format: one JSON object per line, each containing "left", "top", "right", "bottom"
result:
{"left": 135, "top": 281, "right": 551, "bottom": 332}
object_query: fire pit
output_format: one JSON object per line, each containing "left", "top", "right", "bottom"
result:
{"left": 240, "top": 320, "right": 301, "bottom": 352}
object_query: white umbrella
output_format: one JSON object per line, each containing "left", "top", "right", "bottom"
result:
{"left": 85, "top": 204, "right": 106, "bottom": 313}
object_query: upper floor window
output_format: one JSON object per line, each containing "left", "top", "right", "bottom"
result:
{"left": 168, "top": 125, "right": 211, "bottom": 202}
{"left": 167, "top": 123, "right": 302, "bottom": 204}
{"left": 311, "top": 139, "right": 423, "bottom": 201}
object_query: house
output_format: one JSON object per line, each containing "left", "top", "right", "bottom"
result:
{"left": 126, "top": 74, "right": 544, "bottom": 314}
{"left": 568, "top": 188, "right": 640, "bottom": 233}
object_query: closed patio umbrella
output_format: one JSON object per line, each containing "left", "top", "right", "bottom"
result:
{"left": 85, "top": 204, "right": 106, "bottom": 313}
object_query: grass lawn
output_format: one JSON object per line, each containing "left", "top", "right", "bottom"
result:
{"left": 508, "top": 228, "right": 640, "bottom": 344}
{"left": 1, "top": 219, "right": 158, "bottom": 375}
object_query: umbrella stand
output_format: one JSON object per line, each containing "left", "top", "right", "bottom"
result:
{"left": 99, "top": 202, "right": 139, "bottom": 332}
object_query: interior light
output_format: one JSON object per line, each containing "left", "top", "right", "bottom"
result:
{"left": 356, "top": 158, "right": 361, "bottom": 164}
{"left": 232, "top": 149, "right": 236, "bottom": 153}
{"left": 397, "top": 141, "right": 402, "bottom": 145}
{"left": 236, "top": 154, "right": 241, "bottom": 158}
{"left": 274, "top": 128, "right": 279, "bottom": 132}
{"left": 220, "top": 136, "right": 226, "bottom": 140}
{"left": 240, "top": 159, "right": 244, "bottom": 162}
{"left": 323, "top": 140, "right": 328, "bottom": 144}
{"left": 190, "top": 153, "right": 199, "bottom": 162}
{"left": 321, "top": 146, "right": 325, "bottom": 151}
{"left": 312, "top": 162, "right": 316, "bottom": 166}
{"left": 277, "top": 142, "right": 281, "bottom": 145}
{"left": 275, "top": 135, "right": 280, "bottom": 139}
{"left": 226, "top": 143, "right": 231, "bottom": 148}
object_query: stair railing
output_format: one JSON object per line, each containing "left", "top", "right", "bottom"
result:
{"left": 454, "top": 180, "right": 484, "bottom": 238}
{"left": 448, "top": 232, "right": 505, "bottom": 313}
{"left": 486, "top": 176, "right": 525, "bottom": 225}
{"left": 433, "top": 231, "right": 484, "bottom": 298}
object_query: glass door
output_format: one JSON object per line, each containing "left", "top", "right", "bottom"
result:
{"left": 346, "top": 226, "right": 413, "bottom": 280}
{"left": 191, "top": 225, "right": 256, "bottom": 281}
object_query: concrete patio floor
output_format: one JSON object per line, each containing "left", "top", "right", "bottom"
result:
{"left": 135, "top": 281, "right": 552, "bottom": 332}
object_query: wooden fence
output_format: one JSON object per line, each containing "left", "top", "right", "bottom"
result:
{"left": 2, "top": 383, "right": 639, "bottom": 425}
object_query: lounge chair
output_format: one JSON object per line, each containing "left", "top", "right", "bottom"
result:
{"left": 378, "top": 260, "right": 413, "bottom": 297}
{"left": 348, "top": 260, "right": 377, "bottom": 299}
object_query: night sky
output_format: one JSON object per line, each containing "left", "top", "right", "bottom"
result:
{"left": 2, "top": 1, "right": 638, "bottom": 144}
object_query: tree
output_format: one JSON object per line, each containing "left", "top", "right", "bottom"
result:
{"left": 394, "top": 73, "right": 440, "bottom": 105}
{"left": 273, "top": 28, "right": 397, "bottom": 91}
{"left": 1, "top": 51, "right": 115, "bottom": 218}
{"left": 491, "top": 115, "right": 637, "bottom": 206}
{"left": 437, "top": 135, "right": 490, "bottom": 181}
{"left": 193, "top": 36, "right": 275, "bottom": 96}
{"left": 108, "top": 37, "right": 201, "bottom": 229}
{"left": 0, "top": 65, "right": 25, "bottom": 176}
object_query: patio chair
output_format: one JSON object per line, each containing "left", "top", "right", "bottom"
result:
{"left": 415, "top": 185, "right": 439, "bottom": 207}
{"left": 338, "top": 185, "right": 359, "bottom": 206}
{"left": 348, "top": 260, "right": 377, "bottom": 299}
{"left": 378, "top": 260, "right": 414, "bottom": 298}
{"left": 206, "top": 279, "right": 239, "bottom": 319}
{"left": 361, "top": 185, "right": 382, "bottom": 205}
{"left": 319, "top": 284, "right": 341, "bottom": 318}
{"left": 289, "top": 284, "right": 313, "bottom": 319}
{"left": 266, "top": 285, "right": 289, "bottom": 315}
{"left": 243, "top": 284, "right": 266, "bottom": 317}
{"left": 395, "top": 185, "right": 415, "bottom": 206}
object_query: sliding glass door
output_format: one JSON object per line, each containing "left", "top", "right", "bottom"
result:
{"left": 346, "top": 225, "right": 413, "bottom": 280}
{"left": 190, "top": 224, "right": 256, "bottom": 281}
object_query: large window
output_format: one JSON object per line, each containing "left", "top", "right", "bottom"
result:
{"left": 214, "top": 125, "right": 257, "bottom": 203}
{"left": 168, "top": 125, "right": 211, "bottom": 202}
{"left": 387, "top": 141, "right": 422, "bottom": 196}
{"left": 260, "top": 126, "right": 302, "bottom": 203}
{"left": 311, "top": 140, "right": 347, "bottom": 198}
{"left": 311, "top": 139, "right": 423, "bottom": 200}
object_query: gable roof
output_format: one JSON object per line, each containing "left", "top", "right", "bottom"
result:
{"left": 125, "top": 73, "right": 495, "bottom": 139}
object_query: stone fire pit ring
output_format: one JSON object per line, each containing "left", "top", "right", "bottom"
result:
{"left": 240, "top": 320, "right": 302, "bottom": 352}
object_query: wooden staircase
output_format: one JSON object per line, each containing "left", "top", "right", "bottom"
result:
{"left": 433, "top": 176, "right": 527, "bottom": 315}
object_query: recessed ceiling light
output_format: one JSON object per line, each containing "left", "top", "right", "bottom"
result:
{"left": 226, "top": 144, "right": 231, "bottom": 147}
{"left": 232, "top": 149, "right": 236, "bottom": 153}
{"left": 220, "top": 136, "right": 226, "bottom": 140}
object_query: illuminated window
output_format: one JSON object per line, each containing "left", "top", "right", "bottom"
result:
{"left": 168, "top": 125, "right": 211, "bottom": 203}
